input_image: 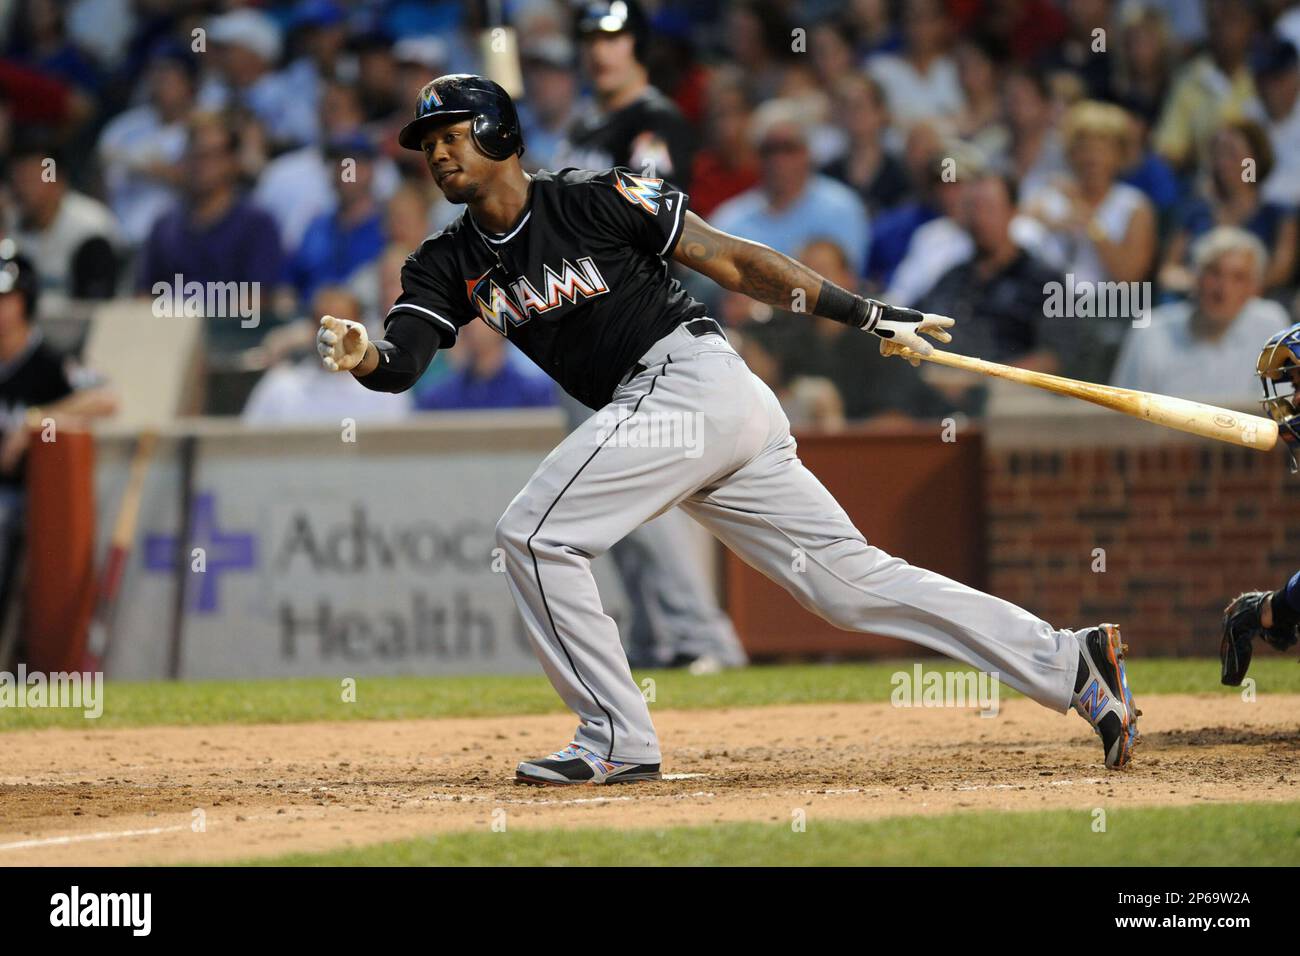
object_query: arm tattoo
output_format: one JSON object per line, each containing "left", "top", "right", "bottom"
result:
{"left": 732, "top": 242, "right": 825, "bottom": 311}
{"left": 675, "top": 212, "right": 827, "bottom": 311}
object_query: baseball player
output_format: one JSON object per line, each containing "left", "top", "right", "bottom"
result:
{"left": 317, "top": 74, "right": 1140, "bottom": 784}
{"left": 554, "top": 0, "right": 695, "bottom": 188}
{"left": 1220, "top": 323, "right": 1300, "bottom": 685}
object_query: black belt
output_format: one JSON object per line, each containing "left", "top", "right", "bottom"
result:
{"left": 620, "top": 318, "right": 725, "bottom": 385}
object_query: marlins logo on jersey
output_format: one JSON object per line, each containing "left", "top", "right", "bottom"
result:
{"left": 614, "top": 171, "right": 668, "bottom": 214}
{"left": 470, "top": 257, "right": 611, "bottom": 333}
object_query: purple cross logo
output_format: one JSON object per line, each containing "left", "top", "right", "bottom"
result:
{"left": 144, "top": 493, "right": 258, "bottom": 613}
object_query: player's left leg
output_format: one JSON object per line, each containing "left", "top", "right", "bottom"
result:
{"left": 495, "top": 329, "right": 770, "bottom": 781}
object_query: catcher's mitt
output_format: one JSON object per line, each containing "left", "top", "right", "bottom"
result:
{"left": 1221, "top": 591, "right": 1300, "bottom": 685}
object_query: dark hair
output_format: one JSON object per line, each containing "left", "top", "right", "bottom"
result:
{"left": 187, "top": 111, "right": 242, "bottom": 156}
{"left": 1220, "top": 118, "right": 1274, "bottom": 185}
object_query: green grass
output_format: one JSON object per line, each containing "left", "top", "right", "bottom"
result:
{"left": 2, "top": 657, "right": 1297, "bottom": 732}
{"left": 244, "top": 801, "right": 1300, "bottom": 866}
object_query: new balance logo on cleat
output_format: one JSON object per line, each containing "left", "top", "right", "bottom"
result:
{"left": 1071, "top": 624, "right": 1141, "bottom": 769}
{"left": 1077, "top": 679, "right": 1109, "bottom": 721}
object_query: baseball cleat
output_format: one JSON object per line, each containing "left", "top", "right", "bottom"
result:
{"left": 1072, "top": 624, "right": 1140, "bottom": 769}
{"left": 515, "top": 742, "right": 662, "bottom": 786}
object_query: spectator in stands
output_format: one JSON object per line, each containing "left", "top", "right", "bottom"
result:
{"left": 883, "top": 147, "right": 976, "bottom": 308}
{"left": 197, "top": 9, "right": 316, "bottom": 150}
{"left": 867, "top": 0, "right": 964, "bottom": 128}
{"left": 415, "top": 317, "right": 554, "bottom": 411}
{"left": 96, "top": 45, "right": 195, "bottom": 247}
{"left": 1110, "top": 2, "right": 1176, "bottom": 127}
{"left": 953, "top": 37, "right": 1007, "bottom": 159}
{"left": 847, "top": 0, "right": 899, "bottom": 59}
{"left": 254, "top": 81, "right": 397, "bottom": 253}
{"left": 918, "top": 173, "right": 1067, "bottom": 372}
{"left": 1112, "top": 226, "right": 1290, "bottom": 401}
{"left": 517, "top": 38, "right": 581, "bottom": 173}
{"left": 279, "top": 0, "right": 349, "bottom": 114}
{"left": 823, "top": 74, "right": 910, "bottom": 216}
{"left": 138, "top": 112, "right": 283, "bottom": 351}
{"left": 711, "top": 99, "right": 869, "bottom": 268}
{"left": 723, "top": 1, "right": 793, "bottom": 104}
{"left": 350, "top": 28, "right": 403, "bottom": 124}
{"left": 242, "top": 285, "right": 410, "bottom": 425}
{"left": 1023, "top": 100, "right": 1157, "bottom": 288}
{"left": 1038, "top": 0, "right": 1116, "bottom": 101}
{"left": 1152, "top": 0, "right": 1259, "bottom": 170}
{"left": 6, "top": 0, "right": 102, "bottom": 96}
{"left": 864, "top": 122, "right": 946, "bottom": 287}
{"left": 6, "top": 139, "right": 119, "bottom": 302}
{"left": 997, "top": 66, "right": 1067, "bottom": 203}
{"left": 688, "top": 67, "right": 759, "bottom": 218}
{"left": 1250, "top": 36, "right": 1300, "bottom": 209}
{"left": 285, "top": 134, "right": 386, "bottom": 307}
{"left": 1159, "top": 119, "right": 1296, "bottom": 296}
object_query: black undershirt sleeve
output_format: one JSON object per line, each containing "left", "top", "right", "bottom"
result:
{"left": 354, "top": 311, "right": 442, "bottom": 393}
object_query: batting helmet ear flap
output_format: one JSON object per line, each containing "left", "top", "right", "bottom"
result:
{"left": 470, "top": 108, "right": 524, "bottom": 161}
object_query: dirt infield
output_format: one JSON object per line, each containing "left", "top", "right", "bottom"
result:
{"left": 2, "top": 693, "right": 1299, "bottom": 865}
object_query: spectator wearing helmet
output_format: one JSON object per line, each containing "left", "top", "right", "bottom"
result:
{"left": 710, "top": 99, "right": 869, "bottom": 269}
{"left": 554, "top": 0, "right": 696, "bottom": 189}
{"left": 1112, "top": 226, "right": 1291, "bottom": 402}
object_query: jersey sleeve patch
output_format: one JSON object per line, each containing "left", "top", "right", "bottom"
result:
{"left": 596, "top": 167, "right": 689, "bottom": 258}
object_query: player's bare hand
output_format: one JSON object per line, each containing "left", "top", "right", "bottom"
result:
{"left": 317, "top": 314, "right": 369, "bottom": 373}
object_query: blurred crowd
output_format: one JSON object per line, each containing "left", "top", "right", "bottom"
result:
{"left": 5, "top": 0, "right": 1300, "bottom": 431}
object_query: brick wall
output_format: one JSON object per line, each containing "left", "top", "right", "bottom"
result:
{"left": 986, "top": 445, "right": 1300, "bottom": 655}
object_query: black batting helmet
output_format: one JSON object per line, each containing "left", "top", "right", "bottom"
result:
{"left": 397, "top": 73, "right": 524, "bottom": 159}
{"left": 0, "top": 242, "right": 38, "bottom": 319}
{"left": 574, "top": 0, "right": 650, "bottom": 62}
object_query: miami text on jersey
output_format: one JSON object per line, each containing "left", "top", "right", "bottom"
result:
{"left": 471, "top": 257, "right": 611, "bottom": 332}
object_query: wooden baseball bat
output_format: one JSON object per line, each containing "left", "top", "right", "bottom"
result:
{"left": 912, "top": 348, "right": 1278, "bottom": 451}
{"left": 84, "top": 429, "right": 158, "bottom": 671}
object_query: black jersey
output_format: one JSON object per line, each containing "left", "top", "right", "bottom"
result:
{"left": 0, "top": 334, "right": 73, "bottom": 487}
{"left": 389, "top": 167, "right": 707, "bottom": 410}
{"left": 555, "top": 88, "right": 696, "bottom": 190}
